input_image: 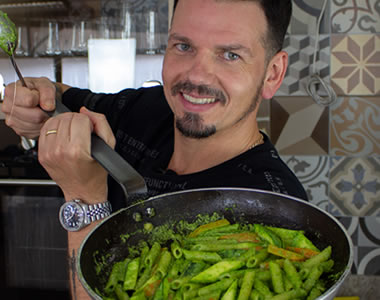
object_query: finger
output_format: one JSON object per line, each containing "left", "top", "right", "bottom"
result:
{"left": 3, "top": 83, "right": 40, "bottom": 109}
{"left": 69, "top": 112, "right": 93, "bottom": 156}
{"left": 80, "top": 107, "right": 116, "bottom": 148}
{"left": 26, "top": 77, "right": 56, "bottom": 111}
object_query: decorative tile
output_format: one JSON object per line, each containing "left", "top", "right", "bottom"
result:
{"left": 330, "top": 96, "right": 380, "bottom": 156}
{"left": 331, "top": 0, "right": 380, "bottom": 34}
{"left": 282, "top": 155, "right": 329, "bottom": 210}
{"left": 277, "top": 34, "right": 330, "bottom": 96}
{"left": 288, "top": 0, "right": 330, "bottom": 34}
{"left": 329, "top": 157, "right": 380, "bottom": 217}
{"left": 338, "top": 216, "right": 380, "bottom": 276}
{"left": 331, "top": 34, "right": 380, "bottom": 96}
{"left": 270, "top": 97, "right": 329, "bottom": 155}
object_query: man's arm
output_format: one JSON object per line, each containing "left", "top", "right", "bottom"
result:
{"left": 67, "top": 224, "right": 100, "bottom": 300}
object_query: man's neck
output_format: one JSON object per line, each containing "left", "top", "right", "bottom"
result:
{"left": 167, "top": 124, "right": 262, "bottom": 175}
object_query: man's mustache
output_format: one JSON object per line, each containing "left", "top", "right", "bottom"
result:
{"left": 171, "top": 80, "right": 227, "bottom": 104}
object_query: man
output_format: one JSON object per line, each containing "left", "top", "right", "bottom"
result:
{"left": 2, "top": 0, "right": 306, "bottom": 298}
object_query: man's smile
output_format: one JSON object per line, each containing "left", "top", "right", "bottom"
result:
{"left": 183, "top": 93, "right": 218, "bottom": 104}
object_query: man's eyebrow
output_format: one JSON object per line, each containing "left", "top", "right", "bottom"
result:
{"left": 168, "top": 33, "right": 192, "bottom": 44}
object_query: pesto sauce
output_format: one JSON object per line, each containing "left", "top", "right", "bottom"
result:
{"left": 0, "top": 11, "right": 17, "bottom": 56}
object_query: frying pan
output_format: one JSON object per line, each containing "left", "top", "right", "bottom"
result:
{"left": 77, "top": 187, "right": 353, "bottom": 300}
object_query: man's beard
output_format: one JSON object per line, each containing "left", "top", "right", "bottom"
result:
{"left": 173, "top": 80, "right": 264, "bottom": 139}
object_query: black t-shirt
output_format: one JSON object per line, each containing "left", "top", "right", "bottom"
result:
{"left": 62, "top": 86, "right": 308, "bottom": 211}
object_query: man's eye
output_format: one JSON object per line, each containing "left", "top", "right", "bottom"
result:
{"left": 175, "top": 43, "right": 191, "bottom": 52}
{"left": 223, "top": 51, "right": 240, "bottom": 61}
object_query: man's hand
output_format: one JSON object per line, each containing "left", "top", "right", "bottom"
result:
{"left": 38, "top": 107, "right": 116, "bottom": 203}
{"left": 1, "top": 77, "right": 64, "bottom": 138}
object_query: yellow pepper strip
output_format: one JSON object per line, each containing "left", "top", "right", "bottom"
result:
{"left": 188, "top": 219, "right": 230, "bottom": 238}
{"left": 267, "top": 244, "right": 305, "bottom": 261}
{"left": 286, "top": 246, "right": 320, "bottom": 258}
{"left": 219, "top": 232, "right": 260, "bottom": 243}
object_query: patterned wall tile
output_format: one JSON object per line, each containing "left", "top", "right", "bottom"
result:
{"left": 330, "top": 96, "right": 380, "bottom": 156}
{"left": 331, "top": 34, "right": 380, "bottom": 96}
{"left": 282, "top": 155, "right": 329, "bottom": 210}
{"left": 277, "top": 34, "right": 330, "bottom": 96}
{"left": 271, "top": 97, "right": 329, "bottom": 155}
{"left": 357, "top": 217, "right": 380, "bottom": 275}
{"left": 329, "top": 157, "right": 380, "bottom": 217}
{"left": 288, "top": 0, "right": 330, "bottom": 34}
{"left": 338, "top": 216, "right": 380, "bottom": 276}
{"left": 331, "top": 0, "right": 380, "bottom": 34}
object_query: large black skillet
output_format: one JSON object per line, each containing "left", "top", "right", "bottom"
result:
{"left": 77, "top": 188, "right": 353, "bottom": 300}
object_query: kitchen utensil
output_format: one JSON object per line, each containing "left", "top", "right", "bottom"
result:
{"left": 0, "top": 10, "right": 147, "bottom": 197}
{"left": 78, "top": 188, "right": 353, "bottom": 300}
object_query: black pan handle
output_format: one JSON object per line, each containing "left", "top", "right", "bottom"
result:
{"left": 47, "top": 99, "right": 147, "bottom": 198}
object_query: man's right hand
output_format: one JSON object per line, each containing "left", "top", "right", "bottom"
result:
{"left": 1, "top": 77, "right": 64, "bottom": 139}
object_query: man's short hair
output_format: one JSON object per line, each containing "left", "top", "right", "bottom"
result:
{"left": 172, "top": 0, "right": 292, "bottom": 58}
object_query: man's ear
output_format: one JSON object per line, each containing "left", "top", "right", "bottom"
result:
{"left": 261, "top": 51, "right": 288, "bottom": 100}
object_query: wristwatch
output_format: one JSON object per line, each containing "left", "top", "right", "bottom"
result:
{"left": 59, "top": 199, "right": 112, "bottom": 231}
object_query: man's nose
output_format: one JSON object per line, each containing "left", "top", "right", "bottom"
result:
{"left": 186, "top": 53, "right": 216, "bottom": 85}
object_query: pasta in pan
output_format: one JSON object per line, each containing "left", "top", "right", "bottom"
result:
{"left": 100, "top": 219, "right": 334, "bottom": 300}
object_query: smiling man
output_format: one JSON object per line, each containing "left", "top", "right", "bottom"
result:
{"left": 2, "top": 0, "right": 307, "bottom": 298}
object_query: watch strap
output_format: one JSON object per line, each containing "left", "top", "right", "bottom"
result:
{"left": 86, "top": 201, "right": 112, "bottom": 223}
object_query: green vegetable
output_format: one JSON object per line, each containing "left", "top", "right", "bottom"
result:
{"left": 0, "top": 10, "right": 17, "bottom": 56}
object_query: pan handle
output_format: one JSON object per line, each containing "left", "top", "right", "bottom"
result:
{"left": 46, "top": 99, "right": 148, "bottom": 198}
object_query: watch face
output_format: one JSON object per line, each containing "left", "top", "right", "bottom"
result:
{"left": 60, "top": 202, "right": 85, "bottom": 231}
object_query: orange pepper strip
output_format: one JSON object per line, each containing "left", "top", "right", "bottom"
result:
{"left": 286, "top": 246, "right": 320, "bottom": 258}
{"left": 267, "top": 244, "right": 305, "bottom": 261}
{"left": 188, "top": 219, "right": 230, "bottom": 238}
{"left": 144, "top": 279, "right": 162, "bottom": 298}
{"left": 219, "top": 232, "right": 260, "bottom": 243}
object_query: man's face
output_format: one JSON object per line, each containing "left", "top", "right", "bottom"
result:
{"left": 162, "top": 0, "right": 269, "bottom": 139}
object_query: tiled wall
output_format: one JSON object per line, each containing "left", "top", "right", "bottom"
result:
{"left": 262, "top": 0, "right": 380, "bottom": 277}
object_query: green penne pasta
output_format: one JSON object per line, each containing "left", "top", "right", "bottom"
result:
{"left": 101, "top": 219, "right": 336, "bottom": 300}
{"left": 246, "top": 249, "right": 268, "bottom": 268}
{"left": 193, "top": 291, "right": 222, "bottom": 300}
{"left": 115, "top": 284, "right": 130, "bottom": 300}
{"left": 192, "top": 241, "right": 259, "bottom": 252}
{"left": 302, "top": 246, "right": 331, "bottom": 269}
{"left": 283, "top": 259, "right": 302, "bottom": 289}
{"left": 249, "top": 289, "right": 264, "bottom": 300}
{"left": 221, "top": 279, "right": 238, "bottom": 300}
{"left": 191, "top": 260, "right": 245, "bottom": 283}
{"left": 183, "top": 248, "right": 222, "bottom": 263}
{"left": 168, "top": 258, "right": 191, "bottom": 280}
{"left": 237, "top": 269, "right": 255, "bottom": 300}
{"left": 303, "top": 265, "right": 324, "bottom": 292}
{"left": 123, "top": 257, "right": 140, "bottom": 291}
{"left": 269, "top": 261, "right": 285, "bottom": 294}
{"left": 198, "top": 278, "right": 234, "bottom": 296}
{"left": 171, "top": 240, "right": 183, "bottom": 259}
{"left": 253, "top": 279, "right": 273, "bottom": 298}
{"left": 269, "top": 288, "right": 307, "bottom": 300}
{"left": 199, "top": 224, "right": 240, "bottom": 236}
{"left": 155, "top": 249, "right": 172, "bottom": 278}
{"left": 105, "top": 258, "right": 130, "bottom": 294}
{"left": 144, "top": 242, "right": 161, "bottom": 267}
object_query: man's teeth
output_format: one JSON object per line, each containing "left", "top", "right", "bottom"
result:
{"left": 183, "top": 94, "right": 216, "bottom": 104}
